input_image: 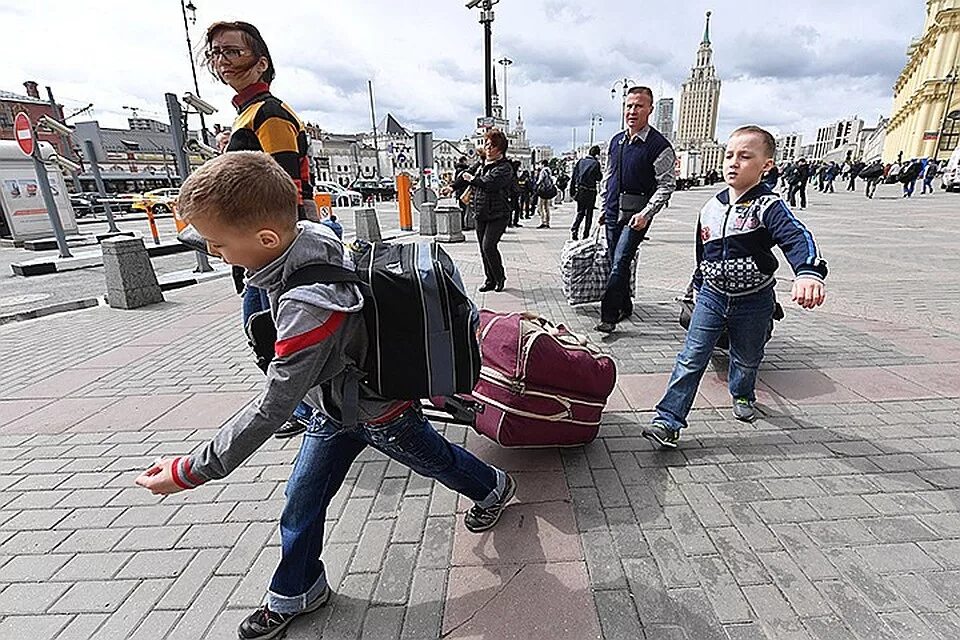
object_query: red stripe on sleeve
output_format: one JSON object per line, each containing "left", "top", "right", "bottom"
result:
{"left": 170, "top": 457, "right": 191, "bottom": 490}
{"left": 182, "top": 457, "right": 203, "bottom": 487}
{"left": 274, "top": 311, "right": 346, "bottom": 358}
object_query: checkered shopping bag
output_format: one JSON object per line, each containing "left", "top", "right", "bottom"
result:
{"left": 560, "top": 227, "right": 636, "bottom": 306}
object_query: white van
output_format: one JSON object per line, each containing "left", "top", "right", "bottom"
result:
{"left": 941, "top": 146, "right": 960, "bottom": 191}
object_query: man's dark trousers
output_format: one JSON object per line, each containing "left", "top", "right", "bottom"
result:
{"left": 571, "top": 188, "right": 597, "bottom": 239}
{"left": 787, "top": 182, "right": 807, "bottom": 208}
{"left": 601, "top": 215, "right": 648, "bottom": 324}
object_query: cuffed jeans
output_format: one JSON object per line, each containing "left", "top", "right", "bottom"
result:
{"left": 267, "top": 407, "right": 506, "bottom": 614}
{"left": 242, "top": 286, "right": 313, "bottom": 424}
{"left": 600, "top": 215, "right": 648, "bottom": 323}
{"left": 653, "top": 283, "right": 775, "bottom": 431}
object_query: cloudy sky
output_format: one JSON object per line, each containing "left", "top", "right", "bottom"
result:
{"left": 1, "top": 0, "right": 923, "bottom": 151}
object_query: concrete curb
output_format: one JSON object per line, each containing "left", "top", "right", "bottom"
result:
{"left": 0, "top": 297, "right": 102, "bottom": 326}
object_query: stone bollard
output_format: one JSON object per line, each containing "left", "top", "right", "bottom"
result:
{"left": 420, "top": 202, "right": 437, "bottom": 237}
{"left": 434, "top": 202, "right": 465, "bottom": 243}
{"left": 102, "top": 236, "right": 164, "bottom": 309}
{"left": 354, "top": 207, "right": 382, "bottom": 243}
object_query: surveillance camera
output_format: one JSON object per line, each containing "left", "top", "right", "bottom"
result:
{"left": 185, "top": 138, "right": 219, "bottom": 158}
{"left": 37, "top": 115, "right": 74, "bottom": 136}
{"left": 465, "top": 0, "right": 482, "bottom": 8}
{"left": 182, "top": 92, "right": 217, "bottom": 116}
{"left": 48, "top": 153, "right": 81, "bottom": 172}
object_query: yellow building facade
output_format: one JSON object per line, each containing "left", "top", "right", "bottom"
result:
{"left": 884, "top": 0, "right": 960, "bottom": 162}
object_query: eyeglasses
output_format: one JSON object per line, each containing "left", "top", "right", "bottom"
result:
{"left": 205, "top": 47, "right": 247, "bottom": 61}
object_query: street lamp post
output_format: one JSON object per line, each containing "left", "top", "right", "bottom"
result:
{"left": 589, "top": 113, "right": 603, "bottom": 146}
{"left": 180, "top": 0, "right": 210, "bottom": 145}
{"left": 497, "top": 56, "right": 513, "bottom": 121}
{"left": 610, "top": 78, "right": 636, "bottom": 130}
{"left": 466, "top": 0, "right": 502, "bottom": 118}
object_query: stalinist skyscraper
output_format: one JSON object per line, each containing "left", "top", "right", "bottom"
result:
{"left": 677, "top": 11, "right": 724, "bottom": 172}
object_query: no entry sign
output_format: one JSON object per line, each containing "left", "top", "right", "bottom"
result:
{"left": 14, "top": 112, "right": 34, "bottom": 157}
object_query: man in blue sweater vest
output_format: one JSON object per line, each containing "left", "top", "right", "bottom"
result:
{"left": 596, "top": 86, "right": 677, "bottom": 333}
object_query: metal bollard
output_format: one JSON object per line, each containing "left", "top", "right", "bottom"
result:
{"left": 397, "top": 173, "right": 413, "bottom": 231}
{"left": 144, "top": 203, "right": 161, "bottom": 245}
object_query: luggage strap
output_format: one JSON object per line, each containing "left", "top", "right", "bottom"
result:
{"left": 280, "top": 262, "right": 363, "bottom": 428}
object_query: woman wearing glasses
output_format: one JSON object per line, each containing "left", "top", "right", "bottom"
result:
{"left": 204, "top": 21, "right": 317, "bottom": 438}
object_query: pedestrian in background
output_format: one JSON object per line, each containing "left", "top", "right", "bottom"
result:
{"left": 509, "top": 159, "right": 523, "bottom": 227}
{"left": 570, "top": 145, "right": 603, "bottom": 240}
{"left": 536, "top": 159, "right": 554, "bottom": 229}
{"left": 921, "top": 158, "right": 938, "bottom": 194}
{"left": 787, "top": 157, "right": 809, "bottom": 209}
{"left": 453, "top": 129, "right": 515, "bottom": 292}
{"left": 862, "top": 159, "right": 883, "bottom": 198}
{"left": 595, "top": 86, "right": 676, "bottom": 333}
{"left": 901, "top": 158, "right": 922, "bottom": 197}
{"left": 205, "top": 19, "right": 318, "bottom": 438}
{"left": 555, "top": 170, "right": 570, "bottom": 205}
{"left": 453, "top": 155, "right": 471, "bottom": 228}
{"left": 517, "top": 167, "right": 532, "bottom": 222}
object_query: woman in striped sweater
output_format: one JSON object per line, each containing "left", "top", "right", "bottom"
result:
{"left": 205, "top": 20, "right": 318, "bottom": 438}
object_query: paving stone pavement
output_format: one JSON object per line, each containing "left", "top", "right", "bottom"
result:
{"left": 0, "top": 184, "right": 958, "bottom": 639}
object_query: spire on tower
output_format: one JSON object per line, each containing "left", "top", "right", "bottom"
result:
{"left": 702, "top": 10, "right": 711, "bottom": 45}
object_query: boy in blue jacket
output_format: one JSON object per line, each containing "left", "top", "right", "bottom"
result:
{"left": 643, "top": 125, "right": 827, "bottom": 449}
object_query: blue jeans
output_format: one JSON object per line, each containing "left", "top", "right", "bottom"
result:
{"left": 242, "top": 285, "right": 313, "bottom": 424}
{"left": 267, "top": 407, "right": 506, "bottom": 614}
{"left": 653, "top": 283, "right": 775, "bottom": 431}
{"left": 601, "top": 216, "right": 648, "bottom": 323}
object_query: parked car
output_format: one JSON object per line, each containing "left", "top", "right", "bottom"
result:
{"left": 131, "top": 187, "right": 180, "bottom": 215}
{"left": 68, "top": 192, "right": 106, "bottom": 218}
{"left": 315, "top": 181, "right": 362, "bottom": 207}
{"left": 941, "top": 147, "right": 960, "bottom": 192}
{"left": 351, "top": 177, "right": 397, "bottom": 201}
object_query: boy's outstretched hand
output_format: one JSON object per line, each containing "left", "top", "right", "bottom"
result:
{"left": 792, "top": 278, "right": 825, "bottom": 309}
{"left": 135, "top": 458, "right": 186, "bottom": 495}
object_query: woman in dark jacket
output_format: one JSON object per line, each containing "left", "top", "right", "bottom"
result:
{"left": 454, "top": 129, "right": 515, "bottom": 292}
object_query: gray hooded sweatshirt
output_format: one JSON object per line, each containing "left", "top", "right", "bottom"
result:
{"left": 171, "top": 222, "right": 402, "bottom": 489}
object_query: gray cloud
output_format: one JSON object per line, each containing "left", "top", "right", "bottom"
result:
{"left": 728, "top": 27, "right": 908, "bottom": 82}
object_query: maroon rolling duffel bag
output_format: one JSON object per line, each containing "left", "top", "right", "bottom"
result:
{"left": 470, "top": 310, "right": 617, "bottom": 447}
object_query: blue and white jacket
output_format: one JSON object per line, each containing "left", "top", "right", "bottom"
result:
{"left": 693, "top": 182, "right": 827, "bottom": 296}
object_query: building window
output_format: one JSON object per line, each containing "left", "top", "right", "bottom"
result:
{"left": 942, "top": 117, "right": 960, "bottom": 153}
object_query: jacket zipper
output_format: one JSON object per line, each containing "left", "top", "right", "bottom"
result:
{"left": 720, "top": 202, "right": 733, "bottom": 290}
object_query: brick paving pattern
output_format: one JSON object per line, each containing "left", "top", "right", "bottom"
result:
{"left": 0, "top": 186, "right": 958, "bottom": 639}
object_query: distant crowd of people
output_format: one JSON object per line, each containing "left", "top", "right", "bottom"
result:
{"left": 775, "top": 155, "right": 939, "bottom": 205}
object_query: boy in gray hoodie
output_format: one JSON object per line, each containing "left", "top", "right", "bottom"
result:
{"left": 136, "top": 151, "right": 516, "bottom": 640}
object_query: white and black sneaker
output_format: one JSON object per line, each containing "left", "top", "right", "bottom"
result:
{"left": 238, "top": 585, "right": 330, "bottom": 639}
{"left": 464, "top": 473, "right": 517, "bottom": 533}
{"left": 732, "top": 398, "right": 757, "bottom": 423}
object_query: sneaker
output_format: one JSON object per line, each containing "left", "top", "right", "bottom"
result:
{"left": 464, "top": 473, "right": 516, "bottom": 533}
{"left": 642, "top": 423, "right": 681, "bottom": 449}
{"left": 732, "top": 397, "right": 757, "bottom": 422}
{"left": 478, "top": 282, "right": 496, "bottom": 292}
{"left": 595, "top": 322, "right": 616, "bottom": 333}
{"left": 238, "top": 586, "right": 330, "bottom": 639}
{"left": 274, "top": 417, "right": 308, "bottom": 440}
